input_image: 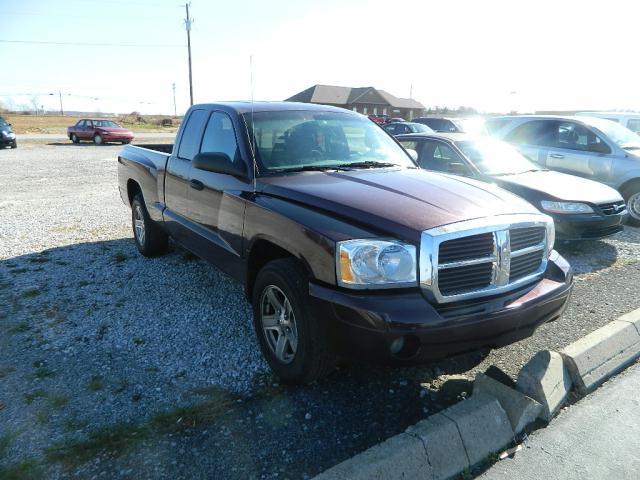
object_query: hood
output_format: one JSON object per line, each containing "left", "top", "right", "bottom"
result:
{"left": 97, "top": 127, "right": 132, "bottom": 133}
{"left": 493, "top": 170, "right": 622, "bottom": 204}
{"left": 258, "top": 168, "right": 539, "bottom": 241}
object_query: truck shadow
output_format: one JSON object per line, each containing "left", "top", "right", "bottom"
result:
{"left": 555, "top": 239, "right": 619, "bottom": 274}
{"left": 0, "top": 238, "right": 520, "bottom": 477}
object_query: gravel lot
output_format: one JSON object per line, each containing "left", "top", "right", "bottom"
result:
{"left": 1, "top": 141, "right": 639, "bottom": 479}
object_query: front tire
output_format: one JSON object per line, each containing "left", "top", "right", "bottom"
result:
{"left": 10, "top": 141, "right": 17, "bottom": 149}
{"left": 71, "top": 134, "right": 79, "bottom": 144}
{"left": 93, "top": 134, "right": 103, "bottom": 145}
{"left": 131, "top": 193, "right": 168, "bottom": 256}
{"left": 252, "top": 258, "right": 336, "bottom": 384}
{"left": 623, "top": 184, "right": 640, "bottom": 227}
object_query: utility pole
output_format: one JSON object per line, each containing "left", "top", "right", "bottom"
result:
{"left": 58, "top": 90, "right": 64, "bottom": 116}
{"left": 184, "top": 3, "right": 194, "bottom": 106}
{"left": 172, "top": 83, "right": 177, "bottom": 117}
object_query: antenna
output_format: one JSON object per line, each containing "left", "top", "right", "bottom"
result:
{"left": 249, "top": 55, "right": 257, "bottom": 192}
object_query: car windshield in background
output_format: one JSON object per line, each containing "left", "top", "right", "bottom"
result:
{"left": 412, "top": 123, "right": 433, "bottom": 133}
{"left": 456, "top": 118, "right": 488, "bottom": 135}
{"left": 456, "top": 139, "right": 541, "bottom": 175}
{"left": 244, "top": 111, "right": 415, "bottom": 174}
{"left": 579, "top": 116, "right": 640, "bottom": 149}
{"left": 93, "top": 120, "right": 121, "bottom": 128}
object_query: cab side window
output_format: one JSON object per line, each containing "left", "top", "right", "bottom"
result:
{"left": 418, "top": 140, "right": 468, "bottom": 174}
{"left": 506, "top": 120, "right": 556, "bottom": 146}
{"left": 200, "top": 112, "right": 240, "bottom": 163}
{"left": 177, "top": 109, "right": 208, "bottom": 160}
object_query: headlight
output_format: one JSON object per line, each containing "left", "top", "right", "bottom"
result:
{"left": 0, "top": 130, "right": 7, "bottom": 137}
{"left": 540, "top": 200, "right": 594, "bottom": 214}
{"left": 337, "top": 239, "right": 417, "bottom": 288}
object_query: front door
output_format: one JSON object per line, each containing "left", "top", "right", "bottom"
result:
{"left": 187, "top": 111, "right": 251, "bottom": 274}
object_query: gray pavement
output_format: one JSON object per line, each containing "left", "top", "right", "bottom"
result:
{"left": 481, "top": 363, "right": 640, "bottom": 480}
{"left": 17, "top": 132, "right": 175, "bottom": 141}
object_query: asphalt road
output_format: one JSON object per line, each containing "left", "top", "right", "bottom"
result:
{"left": 480, "top": 363, "right": 640, "bottom": 480}
{"left": 1, "top": 143, "right": 639, "bottom": 479}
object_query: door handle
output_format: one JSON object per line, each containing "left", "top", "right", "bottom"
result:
{"left": 190, "top": 179, "right": 204, "bottom": 191}
{"left": 549, "top": 153, "right": 564, "bottom": 159}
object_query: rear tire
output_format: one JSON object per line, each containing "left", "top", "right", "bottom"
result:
{"left": 94, "top": 134, "right": 103, "bottom": 145}
{"left": 252, "top": 258, "right": 336, "bottom": 384}
{"left": 623, "top": 183, "right": 640, "bottom": 227}
{"left": 131, "top": 193, "right": 168, "bottom": 256}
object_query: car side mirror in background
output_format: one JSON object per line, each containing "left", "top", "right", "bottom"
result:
{"left": 405, "top": 148, "right": 418, "bottom": 162}
{"left": 193, "top": 152, "right": 246, "bottom": 177}
{"left": 588, "top": 142, "right": 610, "bottom": 154}
{"left": 447, "top": 162, "right": 468, "bottom": 175}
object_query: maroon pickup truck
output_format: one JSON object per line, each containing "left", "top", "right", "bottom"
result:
{"left": 68, "top": 119, "right": 134, "bottom": 145}
{"left": 117, "top": 102, "right": 573, "bottom": 384}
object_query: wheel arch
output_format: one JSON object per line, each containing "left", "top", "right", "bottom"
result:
{"left": 126, "top": 179, "right": 143, "bottom": 205}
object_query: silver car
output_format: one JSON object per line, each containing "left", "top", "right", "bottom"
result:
{"left": 487, "top": 115, "right": 640, "bottom": 225}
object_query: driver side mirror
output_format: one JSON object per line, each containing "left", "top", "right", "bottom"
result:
{"left": 588, "top": 142, "right": 610, "bottom": 154}
{"left": 405, "top": 148, "right": 418, "bottom": 162}
{"left": 193, "top": 152, "right": 246, "bottom": 177}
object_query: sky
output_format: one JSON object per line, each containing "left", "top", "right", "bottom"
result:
{"left": 1, "top": 0, "right": 639, "bottom": 115}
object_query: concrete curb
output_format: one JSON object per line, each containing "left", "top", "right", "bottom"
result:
{"left": 313, "top": 308, "right": 640, "bottom": 480}
{"left": 561, "top": 307, "right": 640, "bottom": 395}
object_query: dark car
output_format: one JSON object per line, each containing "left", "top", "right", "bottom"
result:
{"left": 397, "top": 132, "right": 628, "bottom": 240}
{"left": 67, "top": 119, "right": 134, "bottom": 145}
{"left": 413, "top": 117, "right": 463, "bottom": 132}
{"left": 118, "top": 102, "right": 572, "bottom": 384}
{"left": 384, "top": 122, "right": 434, "bottom": 136}
{"left": 0, "top": 116, "right": 17, "bottom": 149}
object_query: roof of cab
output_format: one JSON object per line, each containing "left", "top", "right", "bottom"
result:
{"left": 189, "top": 101, "right": 356, "bottom": 115}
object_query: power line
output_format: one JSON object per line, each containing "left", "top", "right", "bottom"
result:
{"left": 0, "top": 39, "right": 184, "bottom": 48}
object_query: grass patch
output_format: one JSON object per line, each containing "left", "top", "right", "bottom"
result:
{"left": 24, "top": 389, "right": 47, "bottom": 405}
{"left": 9, "top": 322, "right": 30, "bottom": 333}
{"left": 33, "top": 367, "right": 56, "bottom": 380}
{"left": 48, "top": 393, "right": 69, "bottom": 410}
{"left": 45, "top": 422, "right": 148, "bottom": 466}
{"left": 87, "top": 375, "right": 104, "bottom": 391}
{"left": 9, "top": 267, "right": 28, "bottom": 274}
{"left": 0, "top": 431, "right": 18, "bottom": 457}
{"left": 0, "top": 459, "right": 43, "bottom": 480}
{"left": 35, "top": 409, "right": 50, "bottom": 425}
{"left": 28, "top": 257, "right": 49, "bottom": 264}
{"left": 96, "top": 323, "right": 108, "bottom": 339}
{"left": 112, "top": 252, "right": 127, "bottom": 263}
{"left": 64, "top": 418, "right": 89, "bottom": 432}
{"left": 0, "top": 281, "right": 11, "bottom": 290}
{"left": 132, "top": 337, "right": 145, "bottom": 346}
{"left": 21, "top": 288, "right": 41, "bottom": 298}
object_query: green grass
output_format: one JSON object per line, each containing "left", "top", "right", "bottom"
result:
{"left": 45, "top": 422, "right": 148, "bottom": 466}
{"left": 112, "top": 252, "right": 127, "bottom": 263}
{"left": 9, "top": 322, "right": 30, "bottom": 333}
{"left": 47, "top": 393, "right": 69, "bottom": 410}
{"left": 0, "top": 459, "right": 43, "bottom": 480}
{"left": 28, "top": 257, "right": 49, "bottom": 264}
{"left": 32, "top": 367, "right": 56, "bottom": 380}
{"left": 0, "top": 365, "right": 16, "bottom": 379}
{"left": 87, "top": 375, "right": 104, "bottom": 391}
{"left": 64, "top": 418, "right": 89, "bottom": 432}
{"left": 9, "top": 267, "right": 28, "bottom": 274}
{"left": 0, "top": 431, "right": 18, "bottom": 457}
{"left": 35, "top": 409, "right": 50, "bottom": 425}
{"left": 21, "top": 288, "right": 41, "bottom": 298}
{"left": 132, "top": 337, "right": 145, "bottom": 346}
{"left": 24, "top": 389, "right": 47, "bottom": 405}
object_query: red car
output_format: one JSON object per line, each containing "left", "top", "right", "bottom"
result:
{"left": 67, "top": 119, "right": 134, "bottom": 145}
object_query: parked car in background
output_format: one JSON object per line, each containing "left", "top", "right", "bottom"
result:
{"left": 118, "top": 101, "right": 572, "bottom": 383}
{"left": 0, "top": 116, "right": 17, "bottom": 149}
{"left": 384, "top": 121, "right": 434, "bottom": 135}
{"left": 368, "top": 114, "right": 389, "bottom": 125}
{"left": 67, "top": 119, "right": 134, "bottom": 145}
{"left": 489, "top": 115, "right": 640, "bottom": 225}
{"left": 576, "top": 112, "right": 640, "bottom": 135}
{"left": 413, "top": 117, "right": 463, "bottom": 132}
{"left": 397, "top": 132, "right": 627, "bottom": 240}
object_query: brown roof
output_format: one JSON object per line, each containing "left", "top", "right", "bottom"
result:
{"left": 286, "top": 85, "right": 424, "bottom": 110}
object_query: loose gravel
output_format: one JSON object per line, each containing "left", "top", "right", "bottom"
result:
{"left": 1, "top": 141, "right": 639, "bottom": 479}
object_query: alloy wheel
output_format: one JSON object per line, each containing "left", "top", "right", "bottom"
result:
{"left": 133, "top": 205, "right": 145, "bottom": 245}
{"left": 260, "top": 285, "right": 298, "bottom": 364}
{"left": 628, "top": 192, "right": 640, "bottom": 221}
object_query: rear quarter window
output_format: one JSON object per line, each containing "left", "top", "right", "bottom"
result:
{"left": 178, "top": 109, "right": 209, "bottom": 160}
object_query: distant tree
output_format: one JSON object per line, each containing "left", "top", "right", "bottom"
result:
{"left": 0, "top": 100, "right": 7, "bottom": 113}
{"left": 30, "top": 95, "right": 40, "bottom": 115}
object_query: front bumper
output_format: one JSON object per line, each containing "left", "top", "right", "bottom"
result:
{"left": 102, "top": 133, "right": 134, "bottom": 143}
{"left": 552, "top": 211, "right": 627, "bottom": 240}
{"left": 309, "top": 250, "right": 573, "bottom": 365}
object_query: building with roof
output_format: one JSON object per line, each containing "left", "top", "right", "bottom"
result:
{"left": 286, "top": 85, "right": 425, "bottom": 120}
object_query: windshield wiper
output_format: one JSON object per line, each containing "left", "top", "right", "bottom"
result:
{"left": 337, "top": 161, "right": 403, "bottom": 169}
{"left": 266, "top": 164, "right": 352, "bottom": 175}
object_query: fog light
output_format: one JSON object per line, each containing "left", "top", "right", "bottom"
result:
{"left": 390, "top": 337, "right": 405, "bottom": 355}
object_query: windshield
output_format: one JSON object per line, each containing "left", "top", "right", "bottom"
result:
{"left": 410, "top": 123, "right": 433, "bottom": 133}
{"left": 93, "top": 120, "right": 121, "bottom": 128}
{"left": 579, "top": 116, "right": 640, "bottom": 148}
{"left": 456, "top": 139, "right": 541, "bottom": 175}
{"left": 244, "top": 110, "right": 416, "bottom": 174}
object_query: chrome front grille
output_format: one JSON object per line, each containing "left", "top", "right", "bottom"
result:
{"left": 420, "top": 215, "right": 552, "bottom": 304}
{"left": 597, "top": 201, "right": 626, "bottom": 216}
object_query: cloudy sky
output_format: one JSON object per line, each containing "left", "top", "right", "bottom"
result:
{"left": 1, "top": 0, "right": 639, "bottom": 115}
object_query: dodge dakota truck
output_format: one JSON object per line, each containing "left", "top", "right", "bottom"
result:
{"left": 117, "top": 102, "right": 573, "bottom": 384}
